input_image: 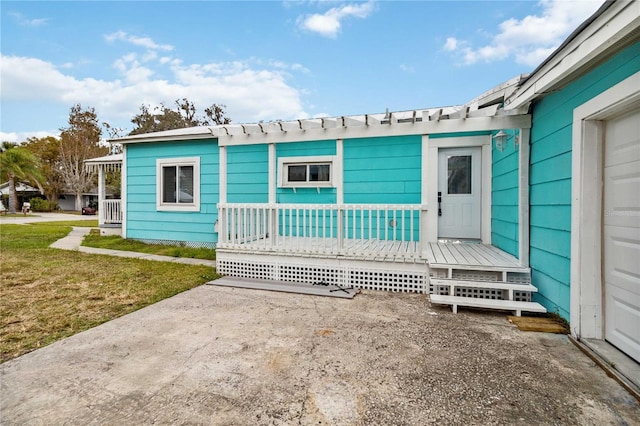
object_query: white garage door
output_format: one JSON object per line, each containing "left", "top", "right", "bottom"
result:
{"left": 603, "top": 107, "right": 640, "bottom": 363}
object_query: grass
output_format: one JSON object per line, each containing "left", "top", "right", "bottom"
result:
{"left": 0, "top": 222, "right": 219, "bottom": 362}
{"left": 82, "top": 232, "right": 216, "bottom": 260}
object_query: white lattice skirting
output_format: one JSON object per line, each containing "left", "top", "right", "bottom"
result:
{"left": 136, "top": 238, "right": 217, "bottom": 249}
{"left": 216, "top": 251, "right": 429, "bottom": 293}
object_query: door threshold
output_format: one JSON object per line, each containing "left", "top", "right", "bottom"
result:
{"left": 570, "top": 336, "right": 640, "bottom": 401}
{"left": 437, "top": 238, "right": 481, "bottom": 244}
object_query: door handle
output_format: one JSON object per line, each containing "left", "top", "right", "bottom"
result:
{"left": 438, "top": 192, "right": 442, "bottom": 216}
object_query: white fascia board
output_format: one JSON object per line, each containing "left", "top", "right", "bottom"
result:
{"left": 117, "top": 132, "right": 215, "bottom": 145}
{"left": 217, "top": 114, "right": 531, "bottom": 146}
{"left": 506, "top": 1, "right": 640, "bottom": 110}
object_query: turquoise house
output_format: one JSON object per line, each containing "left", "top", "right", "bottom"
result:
{"left": 94, "top": 2, "right": 638, "bottom": 365}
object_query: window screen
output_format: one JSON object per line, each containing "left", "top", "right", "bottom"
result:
{"left": 162, "top": 166, "right": 177, "bottom": 203}
{"left": 309, "top": 164, "right": 330, "bottom": 182}
{"left": 288, "top": 165, "right": 307, "bottom": 182}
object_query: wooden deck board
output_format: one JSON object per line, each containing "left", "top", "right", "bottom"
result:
{"left": 222, "top": 237, "right": 525, "bottom": 269}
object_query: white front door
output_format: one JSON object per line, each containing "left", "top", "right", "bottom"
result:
{"left": 603, "top": 107, "right": 640, "bottom": 362}
{"left": 438, "top": 147, "right": 481, "bottom": 240}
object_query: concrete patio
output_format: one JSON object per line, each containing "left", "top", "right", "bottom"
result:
{"left": 1, "top": 285, "right": 637, "bottom": 425}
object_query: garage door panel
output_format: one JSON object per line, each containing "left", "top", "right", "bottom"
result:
{"left": 604, "top": 160, "right": 640, "bottom": 229}
{"left": 605, "top": 286, "right": 640, "bottom": 361}
{"left": 604, "top": 110, "right": 640, "bottom": 167}
{"left": 604, "top": 107, "right": 640, "bottom": 363}
{"left": 604, "top": 226, "right": 640, "bottom": 294}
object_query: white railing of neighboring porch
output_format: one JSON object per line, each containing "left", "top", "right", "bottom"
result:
{"left": 217, "top": 203, "right": 427, "bottom": 257}
{"left": 100, "top": 199, "right": 122, "bottom": 225}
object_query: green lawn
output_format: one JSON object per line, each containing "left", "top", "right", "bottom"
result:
{"left": 0, "top": 221, "right": 219, "bottom": 362}
{"left": 82, "top": 232, "right": 216, "bottom": 260}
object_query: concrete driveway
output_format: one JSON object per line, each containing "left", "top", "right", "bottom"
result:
{"left": 1, "top": 286, "right": 638, "bottom": 425}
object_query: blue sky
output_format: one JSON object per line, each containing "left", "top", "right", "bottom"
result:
{"left": 1, "top": 0, "right": 603, "bottom": 142}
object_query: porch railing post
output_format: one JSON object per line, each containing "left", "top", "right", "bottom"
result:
{"left": 337, "top": 204, "right": 344, "bottom": 252}
{"left": 270, "top": 204, "right": 277, "bottom": 248}
{"left": 419, "top": 204, "right": 429, "bottom": 258}
{"left": 219, "top": 205, "right": 227, "bottom": 244}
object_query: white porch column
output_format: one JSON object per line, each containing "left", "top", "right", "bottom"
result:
{"left": 98, "top": 166, "right": 105, "bottom": 226}
{"left": 481, "top": 141, "right": 492, "bottom": 244}
{"left": 219, "top": 146, "right": 227, "bottom": 243}
{"left": 268, "top": 143, "right": 276, "bottom": 247}
{"left": 336, "top": 139, "right": 344, "bottom": 204}
{"left": 518, "top": 128, "right": 530, "bottom": 267}
{"left": 420, "top": 135, "right": 430, "bottom": 256}
{"left": 268, "top": 143, "right": 276, "bottom": 204}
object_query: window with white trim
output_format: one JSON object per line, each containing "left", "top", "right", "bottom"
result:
{"left": 278, "top": 155, "right": 335, "bottom": 188}
{"left": 156, "top": 157, "right": 200, "bottom": 211}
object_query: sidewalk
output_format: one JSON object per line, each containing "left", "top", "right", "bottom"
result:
{"left": 50, "top": 227, "right": 217, "bottom": 267}
{"left": 0, "top": 212, "right": 98, "bottom": 225}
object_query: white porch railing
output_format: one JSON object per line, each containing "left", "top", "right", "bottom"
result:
{"left": 100, "top": 199, "right": 122, "bottom": 225}
{"left": 217, "top": 203, "right": 427, "bottom": 258}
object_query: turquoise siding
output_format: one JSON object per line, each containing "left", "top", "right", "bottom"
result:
{"left": 343, "top": 135, "right": 421, "bottom": 241}
{"left": 276, "top": 140, "right": 336, "bottom": 204}
{"left": 125, "top": 139, "right": 219, "bottom": 245}
{"left": 491, "top": 129, "right": 519, "bottom": 257}
{"left": 343, "top": 135, "right": 421, "bottom": 204}
{"left": 529, "top": 41, "right": 640, "bottom": 319}
{"left": 227, "top": 144, "right": 268, "bottom": 203}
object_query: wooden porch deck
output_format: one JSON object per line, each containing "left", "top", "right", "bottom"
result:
{"left": 424, "top": 242, "right": 524, "bottom": 270}
{"left": 219, "top": 236, "right": 524, "bottom": 270}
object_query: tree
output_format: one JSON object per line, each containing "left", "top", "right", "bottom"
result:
{"left": 23, "top": 136, "right": 65, "bottom": 204}
{"left": 0, "top": 142, "right": 45, "bottom": 213}
{"left": 58, "top": 104, "right": 109, "bottom": 210}
{"left": 129, "top": 98, "right": 231, "bottom": 135}
{"left": 102, "top": 122, "right": 124, "bottom": 154}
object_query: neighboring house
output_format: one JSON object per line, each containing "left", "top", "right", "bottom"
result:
{"left": 0, "top": 181, "right": 100, "bottom": 212}
{"left": 0, "top": 181, "right": 41, "bottom": 210}
{"left": 57, "top": 190, "right": 100, "bottom": 212}
{"left": 90, "top": 2, "right": 638, "bottom": 364}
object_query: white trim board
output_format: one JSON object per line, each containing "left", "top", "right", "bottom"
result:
{"left": 506, "top": 1, "right": 640, "bottom": 110}
{"left": 155, "top": 157, "right": 201, "bottom": 212}
{"left": 217, "top": 115, "right": 531, "bottom": 147}
{"left": 570, "top": 71, "right": 640, "bottom": 340}
{"left": 425, "top": 135, "right": 492, "bottom": 243}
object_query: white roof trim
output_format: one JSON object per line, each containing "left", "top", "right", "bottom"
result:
{"left": 84, "top": 153, "right": 123, "bottom": 164}
{"left": 111, "top": 99, "right": 528, "bottom": 145}
{"left": 505, "top": 1, "right": 639, "bottom": 109}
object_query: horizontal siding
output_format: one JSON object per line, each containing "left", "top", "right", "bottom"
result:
{"left": 125, "top": 139, "right": 219, "bottom": 244}
{"left": 491, "top": 132, "right": 519, "bottom": 258}
{"left": 529, "top": 41, "right": 640, "bottom": 320}
{"left": 276, "top": 140, "right": 337, "bottom": 204}
{"left": 228, "top": 144, "right": 268, "bottom": 203}
{"left": 344, "top": 135, "right": 421, "bottom": 204}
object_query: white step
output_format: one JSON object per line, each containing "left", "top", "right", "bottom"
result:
{"left": 429, "top": 294, "right": 547, "bottom": 316}
{"left": 430, "top": 278, "right": 537, "bottom": 292}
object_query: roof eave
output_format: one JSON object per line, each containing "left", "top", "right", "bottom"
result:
{"left": 505, "top": 0, "right": 639, "bottom": 109}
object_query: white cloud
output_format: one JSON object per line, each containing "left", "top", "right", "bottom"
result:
{"left": 443, "top": 37, "right": 458, "bottom": 52}
{"left": 399, "top": 64, "right": 415, "bottom": 73}
{"left": 0, "top": 131, "right": 58, "bottom": 143}
{"left": 104, "top": 31, "right": 174, "bottom": 51}
{"left": 0, "top": 53, "right": 308, "bottom": 133}
{"left": 443, "top": 0, "right": 603, "bottom": 66}
{"left": 9, "top": 12, "right": 49, "bottom": 27}
{"left": 298, "top": 2, "right": 375, "bottom": 38}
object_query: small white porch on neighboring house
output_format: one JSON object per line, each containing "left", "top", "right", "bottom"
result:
{"left": 216, "top": 203, "right": 545, "bottom": 316}
{"left": 84, "top": 154, "right": 123, "bottom": 229}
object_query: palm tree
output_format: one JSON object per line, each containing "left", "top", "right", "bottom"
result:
{"left": 0, "top": 143, "right": 45, "bottom": 213}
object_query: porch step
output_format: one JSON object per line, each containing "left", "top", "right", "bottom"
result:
{"left": 429, "top": 294, "right": 546, "bottom": 316}
{"left": 429, "top": 278, "right": 537, "bottom": 295}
